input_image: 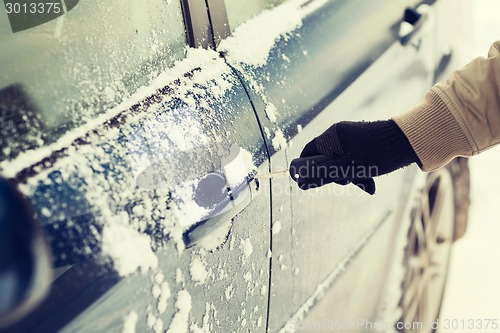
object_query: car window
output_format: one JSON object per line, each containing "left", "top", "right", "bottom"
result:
{"left": 221, "top": 0, "right": 426, "bottom": 137}
{"left": 0, "top": 0, "right": 187, "bottom": 162}
{"left": 224, "top": 0, "right": 287, "bottom": 32}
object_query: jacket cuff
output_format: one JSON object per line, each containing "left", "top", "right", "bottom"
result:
{"left": 392, "top": 90, "right": 474, "bottom": 171}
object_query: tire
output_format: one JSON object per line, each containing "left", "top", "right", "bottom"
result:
{"left": 398, "top": 157, "right": 469, "bottom": 333}
{"left": 448, "top": 157, "right": 470, "bottom": 241}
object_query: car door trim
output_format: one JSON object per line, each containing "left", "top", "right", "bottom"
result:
{"left": 205, "top": 0, "right": 230, "bottom": 46}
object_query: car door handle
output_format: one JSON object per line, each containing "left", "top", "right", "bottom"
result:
{"left": 182, "top": 173, "right": 257, "bottom": 248}
{"left": 399, "top": 6, "right": 429, "bottom": 46}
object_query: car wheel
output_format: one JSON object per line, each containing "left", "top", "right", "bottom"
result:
{"left": 448, "top": 157, "right": 470, "bottom": 241}
{"left": 399, "top": 165, "right": 457, "bottom": 333}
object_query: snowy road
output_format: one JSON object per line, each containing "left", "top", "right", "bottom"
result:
{"left": 440, "top": 1, "right": 500, "bottom": 330}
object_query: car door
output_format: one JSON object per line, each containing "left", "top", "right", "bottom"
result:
{"left": 0, "top": 1, "right": 271, "bottom": 332}
{"left": 215, "top": 0, "right": 437, "bottom": 331}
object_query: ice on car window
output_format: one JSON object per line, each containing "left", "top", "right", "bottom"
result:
{"left": 224, "top": 0, "right": 288, "bottom": 32}
{"left": 0, "top": 0, "right": 187, "bottom": 162}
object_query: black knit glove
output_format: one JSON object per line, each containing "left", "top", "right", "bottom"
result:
{"left": 289, "top": 120, "right": 420, "bottom": 194}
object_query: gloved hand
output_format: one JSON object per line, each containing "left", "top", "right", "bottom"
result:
{"left": 289, "top": 120, "right": 420, "bottom": 194}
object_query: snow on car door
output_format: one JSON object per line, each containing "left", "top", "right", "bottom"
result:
{"left": 217, "top": 0, "right": 436, "bottom": 331}
{"left": 0, "top": 2, "right": 271, "bottom": 332}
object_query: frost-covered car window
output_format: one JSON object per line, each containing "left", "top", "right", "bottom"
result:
{"left": 224, "top": 0, "right": 287, "bottom": 32}
{"left": 0, "top": 0, "right": 187, "bottom": 162}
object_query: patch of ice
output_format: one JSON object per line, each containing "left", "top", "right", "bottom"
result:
{"left": 169, "top": 228, "right": 186, "bottom": 255}
{"left": 222, "top": 145, "right": 256, "bottom": 188}
{"left": 132, "top": 204, "right": 144, "bottom": 217}
{"left": 101, "top": 217, "right": 158, "bottom": 277}
{"left": 398, "top": 21, "right": 414, "bottom": 40}
{"left": 217, "top": 267, "right": 227, "bottom": 281}
{"left": 40, "top": 207, "right": 51, "bottom": 217}
{"left": 153, "top": 319, "right": 164, "bottom": 333}
{"left": 260, "top": 285, "right": 267, "bottom": 296}
{"left": 264, "top": 127, "right": 271, "bottom": 139}
{"left": 225, "top": 284, "right": 234, "bottom": 301}
{"left": 217, "top": 1, "right": 303, "bottom": 67}
{"left": 297, "top": 124, "right": 303, "bottom": 133}
{"left": 190, "top": 256, "right": 209, "bottom": 284}
{"left": 265, "top": 103, "right": 278, "bottom": 123}
{"left": 151, "top": 110, "right": 209, "bottom": 152}
{"left": 121, "top": 311, "right": 138, "bottom": 333}
{"left": 272, "top": 220, "right": 282, "bottom": 235}
{"left": 146, "top": 313, "right": 157, "bottom": 329}
{"left": 243, "top": 271, "right": 252, "bottom": 282}
{"left": 154, "top": 272, "right": 165, "bottom": 284}
{"left": 152, "top": 284, "right": 161, "bottom": 299}
{"left": 157, "top": 282, "right": 171, "bottom": 314}
{"left": 166, "top": 290, "right": 192, "bottom": 333}
{"left": 229, "top": 235, "right": 235, "bottom": 251}
{"left": 272, "top": 129, "right": 287, "bottom": 150}
{"left": 145, "top": 312, "right": 165, "bottom": 333}
{"left": 217, "top": 0, "right": 331, "bottom": 68}
{"left": 172, "top": 178, "right": 209, "bottom": 228}
{"left": 198, "top": 219, "right": 233, "bottom": 252}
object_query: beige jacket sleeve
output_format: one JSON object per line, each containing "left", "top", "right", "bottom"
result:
{"left": 393, "top": 40, "right": 500, "bottom": 171}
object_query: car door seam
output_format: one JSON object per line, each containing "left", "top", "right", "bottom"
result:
{"left": 222, "top": 60, "right": 275, "bottom": 333}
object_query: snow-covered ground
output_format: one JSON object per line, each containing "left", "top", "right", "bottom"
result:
{"left": 440, "top": 1, "right": 500, "bottom": 330}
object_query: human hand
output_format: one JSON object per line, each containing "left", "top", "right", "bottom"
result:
{"left": 289, "top": 120, "right": 420, "bottom": 194}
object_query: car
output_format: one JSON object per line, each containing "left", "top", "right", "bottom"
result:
{"left": 0, "top": 0, "right": 470, "bottom": 332}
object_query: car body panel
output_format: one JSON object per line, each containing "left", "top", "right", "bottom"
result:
{"left": 5, "top": 52, "right": 272, "bottom": 333}
{"left": 0, "top": 0, "right": 469, "bottom": 331}
{"left": 220, "top": 0, "right": 439, "bottom": 330}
